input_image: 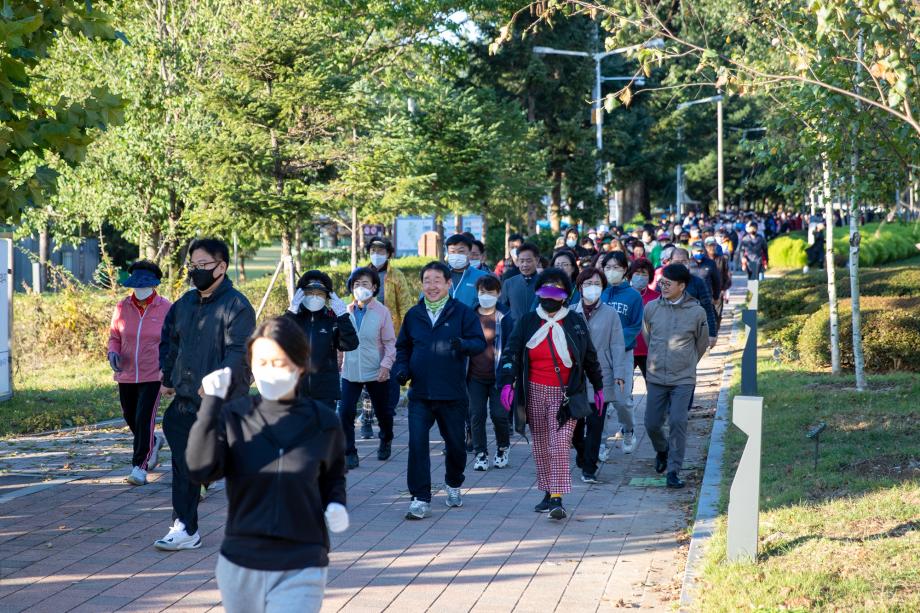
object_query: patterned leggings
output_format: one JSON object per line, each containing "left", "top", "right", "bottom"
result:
{"left": 527, "top": 381, "right": 576, "bottom": 495}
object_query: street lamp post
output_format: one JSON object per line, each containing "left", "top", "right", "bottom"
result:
{"left": 676, "top": 94, "right": 724, "bottom": 214}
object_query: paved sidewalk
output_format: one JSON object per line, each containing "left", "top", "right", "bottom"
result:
{"left": 0, "top": 289, "right": 741, "bottom": 612}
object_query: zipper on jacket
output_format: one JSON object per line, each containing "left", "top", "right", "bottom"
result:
{"left": 134, "top": 302, "right": 149, "bottom": 384}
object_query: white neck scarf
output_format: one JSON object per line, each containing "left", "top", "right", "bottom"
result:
{"left": 526, "top": 305, "right": 572, "bottom": 367}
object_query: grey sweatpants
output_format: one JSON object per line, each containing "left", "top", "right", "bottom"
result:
{"left": 216, "top": 554, "right": 327, "bottom": 613}
{"left": 602, "top": 349, "right": 635, "bottom": 441}
{"left": 644, "top": 381, "right": 695, "bottom": 474}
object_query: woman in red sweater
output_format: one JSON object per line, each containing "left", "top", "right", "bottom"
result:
{"left": 627, "top": 258, "right": 659, "bottom": 380}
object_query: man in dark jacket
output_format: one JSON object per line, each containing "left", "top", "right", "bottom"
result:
{"left": 689, "top": 241, "right": 722, "bottom": 301}
{"left": 669, "top": 248, "right": 719, "bottom": 346}
{"left": 157, "top": 238, "right": 256, "bottom": 551}
{"left": 283, "top": 270, "right": 358, "bottom": 412}
{"left": 499, "top": 242, "right": 540, "bottom": 321}
{"left": 393, "top": 262, "right": 486, "bottom": 520}
{"left": 740, "top": 221, "right": 769, "bottom": 280}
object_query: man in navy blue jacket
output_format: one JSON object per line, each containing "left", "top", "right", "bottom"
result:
{"left": 394, "top": 262, "right": 486, "bottom": 520}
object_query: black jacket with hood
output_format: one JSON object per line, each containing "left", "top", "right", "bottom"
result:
{"left": 284, "top": 306, "right": 359, "bottom": 401}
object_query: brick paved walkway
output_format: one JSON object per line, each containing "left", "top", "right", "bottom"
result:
{"left": 0, "top": 285, "right": 742, "bottom": 612}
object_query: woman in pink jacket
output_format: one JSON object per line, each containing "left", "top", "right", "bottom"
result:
{"left": 107, "top": 260, "right": 172, "bottom": 486}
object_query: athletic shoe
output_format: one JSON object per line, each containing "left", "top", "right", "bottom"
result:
{"left": 493, "top": 447, "right": 509, "bottom": 469}
{"left": 580, "top": 471, "right": 599, "bottom": 484}
{"left": 346, "top": 452, "right": 360, "bottom": 470}
{"left": 147, "top": 433, "right": 165, "bottom": 471}
{"left": 406, "top": 497, "right": 430, "bottom": 520}
{"left": 473, "top": 453, "right": 489, "bottom": 471}
{"left": 534, "top": 492, "right": 552, "bottom": 513}
{"left": 598, "top": 444, "right": 609, "bottom": 463}
{"left": 622, "top": 430, "right": 637, "bottom": 454}
{"left": 655, "top": 449, "right": 669, "bottom": 474}
{"left": 360, "top": 415, "right": 374, "bottom": 440}
{"left": 154, "top": 520, "right": 201, "bottom": 551}
{"left": 666, "top": 471, "right": 685, "bottom": 489}
{"left": 377, "top": 440, "right": 391, "bottom": 461}
{"left": 445, "top": 486, "right": 463, "bottom": 508}
{"left": 548, "top": 497, "right": 567, "bottom": 520}
{"left": 199, "top": 484, "right": 208, "bottom": 502}
{"left": 126, "top": 466, "right": 147, "bottom": 486}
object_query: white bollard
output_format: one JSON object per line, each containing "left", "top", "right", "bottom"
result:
{"left": 747, "top": 279, "right": 759, "bottom": 311}
{"left": 727, "top": 395, "right": 763, "bottom": 562}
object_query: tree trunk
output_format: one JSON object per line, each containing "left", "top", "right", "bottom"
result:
{"left": 350, "top": 205, "right": 358, "bottom": 270}
{"left": 281, "top": 229, "right": 295, "bottom": 300}
{"left": 849, "top": 32, "right": 867, "bottom": 391}
{"left": 550, "top": 168, "right": 562, "bottom": 234}
{"left": 38, "top": 223, "right": 50, "bottom": 292}
{"left": 822, "top": 156, "right": 841, "bottom": 375}
{"left": 239, "top": 256, "right": 247, "bottom": 282}
{"left": 504, "top": 219, "right": 511, "bottom": 259}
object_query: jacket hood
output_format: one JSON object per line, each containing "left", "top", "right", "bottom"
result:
{"left": 660, "top": 293, "right": 701, "bottom": 309}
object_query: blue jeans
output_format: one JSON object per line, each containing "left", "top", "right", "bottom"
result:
{"left": 407, "top": 398, "right": 467, "bottom": 502}
{"left": 339, "top": 379, "right": 393, "bottom": 455}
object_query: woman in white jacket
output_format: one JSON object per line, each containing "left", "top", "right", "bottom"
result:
{"left": 339, "top": 267, "right": 397, "bottom": 469}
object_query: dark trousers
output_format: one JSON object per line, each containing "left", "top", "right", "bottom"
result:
{"left": 407, "top": 398, "right": 467, "bottom": 502}
{"left": 745, "top": 260, "right": 762, "bottom": 280}
{"left": 339, "top": 379, "right": 394, "bottom": 455}
{"left": 572, "top": 403, "right": 606, "bottom": 475}
{"left": 387, "top": 376, "right": 401, "bottom": 413}
{"left": 634, "top": 355, "right": 648, "bottom": 380}
{"left": 118, "top": 381, "right": 161, "bottom": 469}
{"left": 644, "top": 382, "right": 695, "bottom": 474}
{"left": 163, "top": 398, "right": 201, "bottom": 535}
{"left": 467, "top": 378, "right": 510, "bottom": 455}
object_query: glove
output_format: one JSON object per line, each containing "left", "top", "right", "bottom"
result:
{"left": 594, "top": 390, "right": 605, "bottom": 411}
{"left": 329, "top": 292, "right": 348, "bottom": 317}
{"left": 449, "top": 337, "right": 463, "bottom": 353}
{"left": 107, "top": 351, "right": 122, "bottom": 373}
{"left": 288, "top": 288, "right": 305, "bottom": 314}
{"left": 325, "top": 502, "right": 349, "bottom": 533}
{"left": 201, "top": 367, "right": 232, "bottom": 400}
{"left": 500, "top": 385, "right": 514, "bottom": 412}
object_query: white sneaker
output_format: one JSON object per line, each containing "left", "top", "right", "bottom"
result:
{"left": 473, "top": 453, "right": 489, "bottom": 471}
{"left": 147, "top": 433, "right": 165, "bottom": 471}
{"left": 493, "top": 447, "right": 509, "bottom": 469}
{"left": 612, "top": 429, "right": 624, "bottom": 441}
{"left": 445, "top": 486, "right": 463, "bottom": 508}
{"left": 405, "top": 497, "right": 430, "bottom": 520}
{"left": 126, "top": 466, "right": 147, "bottom": 486}
{"left": 154, "top": 520, "right": 201, "bottom": 551}
{"left": 598, "top": 444, "right": 609, "bottom": 463}
{"left": 622, "top": 430, "right": 637, "bottom": 454}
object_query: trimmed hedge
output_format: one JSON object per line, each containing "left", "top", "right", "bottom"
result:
{"left": 767, "top": 222, "right": 920, "bottom": 269}
{"left": 797, "top": 296, "right": 920, "bottom": 372}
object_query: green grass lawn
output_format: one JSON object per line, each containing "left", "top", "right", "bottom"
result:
{"left": 694, "top": 355, "right": 920, "bottom": 612}
{"left": 0, "top": 360, "right": 121, "bottom": 437}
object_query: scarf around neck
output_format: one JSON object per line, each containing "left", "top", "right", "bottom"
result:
{"left": 424, "top": 294, "right": 449, "bottom": 313}
{"left": 526, "top": 305, "right": 572, "bottom": 367}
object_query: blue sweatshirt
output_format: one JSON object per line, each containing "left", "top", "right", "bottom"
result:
{"left": 601, "top": 281, "right": 644, "bottom": 351}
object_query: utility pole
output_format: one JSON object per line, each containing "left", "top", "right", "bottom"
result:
{"left": 717, "top": 92, "right": 725, "bottom": 211}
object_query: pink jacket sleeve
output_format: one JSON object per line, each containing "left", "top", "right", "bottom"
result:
{"left": 107, "top": 301, "right": 123, "bottom": 354}
{"left": 379, "top": 309, "right": 397, "bottom": 370}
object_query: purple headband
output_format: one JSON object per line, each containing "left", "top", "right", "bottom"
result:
{"left": 535, "top": 285, "right": 568, "bottom": 301}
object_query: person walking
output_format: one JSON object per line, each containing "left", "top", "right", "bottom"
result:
{"left": 740, "top": 221, "right": 769, "bottom": 280}
{"left": 339, "top": 268, "right": 396, "bottom": 468}
{"left": 107, "top": 260, "right": 171, "bottom": 486}
{"left": 445, "top": 234, "right": 489, "bottom": 308}
{"left": 668, "top": 248, "right": 718, "bottom": 347}
{"left": 499, "top": 242, "right": 540, "bottom": 321}
{"left": 550, "top": 250, "right": 581, "bottom": 305}
{"left": 393, "top": 262, "right": 486, "bottom": 520}
{"left": 495, "top": 233, "right": 525, "bottom": 279}
{"left": 704, "top": 236, "right": 732, "bottom": 326}
{"left": 642, "top": 264, "right": 710, "bottom": 489}
{"left": 571, "top": 267, "right": 627, "bottom": 483}
{"left": 157, "top": 238, "right": 256, "bottom": 551}
{"left": 626, "top": 258, "right": 660, "bottom": 380}
{"left": 499, "top": 268, "right": 604, "bottom": 520}
{"left": 468, "top": 274, "right": 514, "bottom": 472}
{"left": 186, "top": 317, "right": 347, "bottom": 613}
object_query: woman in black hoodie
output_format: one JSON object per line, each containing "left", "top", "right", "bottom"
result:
{"left": 187, "top": 317, "right": 347, "bottom": 613}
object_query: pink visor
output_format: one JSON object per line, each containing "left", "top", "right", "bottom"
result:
{"left": 535, "top": 285, "right": 568, "bottom": 301}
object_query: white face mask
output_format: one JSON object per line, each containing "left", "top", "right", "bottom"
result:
{"left": 478, "top": 293, "right": 498, "bottom": 309}
{"left": 252, "top": 366, "right": 300, "bottom": 401}
{"left": 631, "top": 275, "right": 650, "bottom": 291}
{"left": 581, "top": 285, "right": 602, "bottom": 304}
{"left": 134, "top": 287, "right": 154, "bottom": 300}
{"left": 510, "top": 248, "right": 518, "bottom": 260}
{"left": 605, "top": 269, "right": 624, "bottom": 285}
{"left": 370, "top": 253, "right": 388, "bottom": 268}
{"left": 565, "top": 239, "right": 577, "bottom": 248}
{"left": 469, "top": 259, "right": 481, "bottom": 269}
{"left": 353, "top": 286, "right": 373, "bottom": 303}
{"left": 304, "top": 295, "right": 326, "bottom": 312}
{"left": 446, "top": 253, "right": 468, "bottom": 270}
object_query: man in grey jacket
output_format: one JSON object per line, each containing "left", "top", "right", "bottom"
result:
{"left": 642, "top": 264, "right": 709, "bottom": 489}
{"left": 498, "top": 242, "right": 540, "bottom": 321}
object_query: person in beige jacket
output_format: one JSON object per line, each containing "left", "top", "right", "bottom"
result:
{"left": 642, "top": 264, "right": 710, "bottom": 489}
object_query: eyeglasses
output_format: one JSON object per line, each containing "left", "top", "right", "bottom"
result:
{"left": 658, "top": 280, "right": 673, "bottom": 289}
{"left": 187, "top": 260, "right": 220, "bottom": 272}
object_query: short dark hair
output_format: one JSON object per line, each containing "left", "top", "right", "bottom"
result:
{"left": 575, "top": 266, "right": 606, "bottom": 290}
{"left": 508, "top": 233, "right": 524, "bottom": 244}
{"left": 445, "top": 234, "right": 473, "bottom": 249}
{"left": 600, "top": 250, "right": 629, "bottom": 270}
{"left": 296, "top": 269, "right": 333, "bottom": 293}
{"left": 471, "top": 239, "right": 485, "bottom": 253}
{"left": 188, "top": 238, "right": 229, "bottom": 263}
{"left": 129, "top": 259, "right": 163, "bottom": 280}
{"left": 516, "top": 242, "right": 540, "bottom": 260}
{"left": 347, "top": 267, "right": 381, "bottom": 297}
{"left": 535, "top": 267, "right": 573, "bottom": 295}
{"left": 475, "top": 273, "right": 502, "bottom": 293}
{"left": 564, "top": 227, "right": 579, "bottom": 239}
{"left": 366, "top": 237, "right": 394, "bottom": 255}
{"left": 662, "top": 263, "right": 692, "bottom": 286}
{"left": 247, "top": 316, "right": 310, "bottom": 371}
{"left": 420, "top": 260, "right": 451, "bottom": 282}
{"left": 628, "top": 258, "right": 656, "bottom": 279}
{"left": 462, "top": 231, "right": 476, "bottom": 241}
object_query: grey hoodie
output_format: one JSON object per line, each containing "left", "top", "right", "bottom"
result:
{"left": 641, "top": 293, "right": 710, "bottom": 386}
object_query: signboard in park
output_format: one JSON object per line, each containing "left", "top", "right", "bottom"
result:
{"left": 395, "top": 216, "right": 435, "bottom": 256}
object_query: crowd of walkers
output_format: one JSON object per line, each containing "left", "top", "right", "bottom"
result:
{"left": 104, "top": 210, "right": 769, "bottom": 611}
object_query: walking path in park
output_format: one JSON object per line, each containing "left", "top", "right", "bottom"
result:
{"left": 0, "top": 280, "right": 745, "bottom": 613}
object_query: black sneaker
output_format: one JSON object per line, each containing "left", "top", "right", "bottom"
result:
{"left": 360, "top": 416, "right": 374, "bottom": 440}
{"left": 464, "top": 426, "right": 473, "bottom": 453}
{"left": 548, "top": 497, "right": 567, "bottom": 520}
{"left": 666, "top": 471, "right": 685, "bottom": 489}
{"left": 377, "top": 440, "right": 391, "bottom": 461}
{"left": 346, "top": 452, "right": 360, "bottom": 470}
{"left": 534, "top": 492, "right": 552, "bottom": 513}
{"left": 581, "top": 471, "right": 599, "bottom": 484}
{"left": 655, "top": 449, "right": 669, "bottom": 474}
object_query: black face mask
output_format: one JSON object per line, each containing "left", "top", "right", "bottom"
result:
{"left": 539, "top": 298, "right": 564, "bottom": 313}
{"left": 190, "top": 267, "right": 220, "bottom": 291}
